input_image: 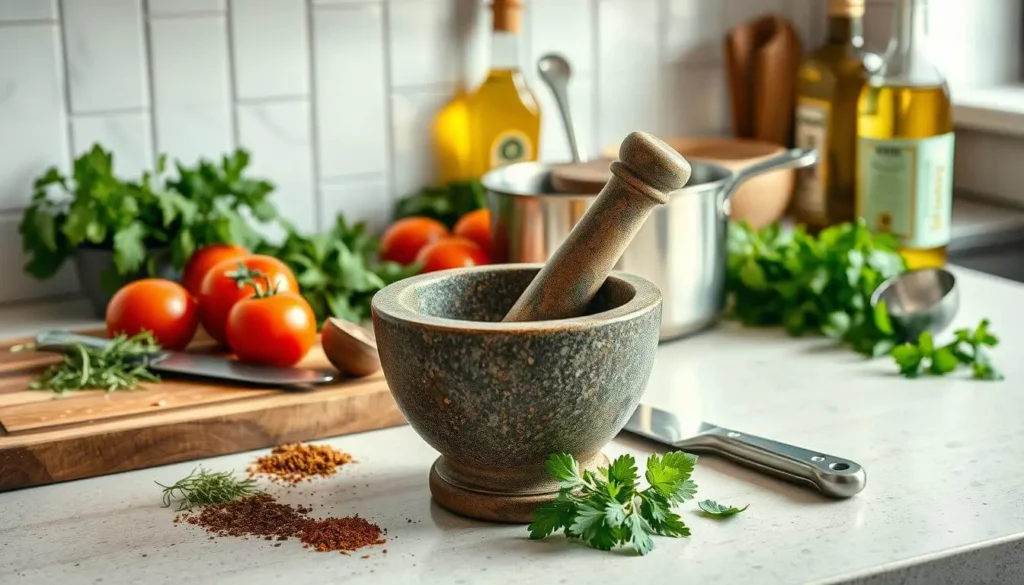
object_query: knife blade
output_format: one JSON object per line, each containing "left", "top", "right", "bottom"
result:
{"left": 623, "top": 403, "right": 866, "bottom": 498}
{"left": 33, "top": 331, "right": 335, "bottom": 389}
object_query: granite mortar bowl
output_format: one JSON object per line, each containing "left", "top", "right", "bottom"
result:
{"left": 371, "top": 263, "right": 662, "bottom": 523}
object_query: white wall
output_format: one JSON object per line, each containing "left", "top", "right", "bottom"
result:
{"left": 0, "top": 0, "right": 1009, "bottom": 306}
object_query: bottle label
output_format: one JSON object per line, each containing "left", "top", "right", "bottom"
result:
{"left": 857, "top": 132, "right": 955, "bottom": 248}
{"left": 490, "top": 130, "right": 533, "bottom": 169}
{"left": 794, "top": 98, "right": 831, "bottom": 222}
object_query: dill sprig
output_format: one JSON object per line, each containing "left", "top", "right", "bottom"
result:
{"left": 157, "top": 467, "right": 261, "bottom": 511}
{"left": 15, "top": 331, "right": 161, "bottom": 394}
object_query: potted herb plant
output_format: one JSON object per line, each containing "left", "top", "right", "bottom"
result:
{"left": 20, "top": 144, "right": 279, "bottom": 316}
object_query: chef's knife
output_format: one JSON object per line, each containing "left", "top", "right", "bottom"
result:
{"left": 33, "top": 330, "right": 335, "bottom": 389}
{"left": 623, "top": 404, "right": 866, "bottom": 498}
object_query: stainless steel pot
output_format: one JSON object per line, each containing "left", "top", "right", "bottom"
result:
{"left": 484, "top": 148, "right": 819, "bottom": 341}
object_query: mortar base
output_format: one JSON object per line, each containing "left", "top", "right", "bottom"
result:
{"left": 428, "top": 453, "right": 610, "bottom": 524}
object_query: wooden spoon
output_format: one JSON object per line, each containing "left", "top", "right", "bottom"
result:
{"left": 321, "top": 318, "right": 380, "bottom": 378}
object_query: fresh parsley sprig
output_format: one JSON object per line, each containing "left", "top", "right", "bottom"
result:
{"left": 528, "top": 452, "right": 698, "bottom": 556}
{"left": 891, "top": 319, "right": 1002, "bottom": 380}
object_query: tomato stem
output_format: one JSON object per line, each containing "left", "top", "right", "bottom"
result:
{"left": 225, "top": 262, "right": 279, "bottom": 299}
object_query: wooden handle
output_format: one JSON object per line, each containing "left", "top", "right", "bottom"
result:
{"left": 502, "top": 131, "right": 691, "bottom": 322}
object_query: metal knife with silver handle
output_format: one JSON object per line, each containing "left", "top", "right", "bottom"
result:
{"left": 623, "top": 404, "right": 866, "bottom": 498}
{"left": 33, "top": 330, "right": 336, "bottom": 389}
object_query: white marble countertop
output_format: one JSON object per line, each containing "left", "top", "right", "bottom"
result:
{"left": 2, "top": 267, "right": 1024, "bottom": 585}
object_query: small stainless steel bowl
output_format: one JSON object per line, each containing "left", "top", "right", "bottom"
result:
{"left": 870, "top": 268, "right": 959, "bottom": 342}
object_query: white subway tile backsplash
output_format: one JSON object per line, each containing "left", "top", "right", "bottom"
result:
{"left": 147, "top": 0, "right": 225, "bottom": 15}
{"left": 664, "top": 65, "right": 730, "bottom": 137}
{"left": 71, "top": 112, "right": 154, "bottom": 177}
{"left": 528, "top": 0, "right": 594, "bottom": 74}
{"left": 312, "top": 3, "right": 389, "bottom": 179}
{"left": 229, "top": 0, "right": 309, "bottom": 100}
{"left": 723, "top": 0, "right": 788, "bottom": 29}
{"left": 0, "top": 0, "right": 57, "bottom": 21}
{"left": 664, "top": 0, "right": 725, "bottom": 66}
{"left": 390, "top": 89, "right": 451, "bottom": 197}
{"left": 237, "top": 100, "right": 316, "bottom": 234}
{"left": 61, "top": 0, "right": 149, "bottom": 113}
{"left": 0, "top": 24, "right": 68, "bottom": 211}
{"left": 0, "top": 215, "right": 79, "bottom": 302}
{"left": 597, "top": 0, "right": 663, "bottom": 149}
{"left": 388, "top": 0, "right": 462, "bottom": 88}
{"left": 320, "top": 178, "right": 391, "bottom": 235}
{"left": 149, "top": 15, "right": 233, "bottom": 165}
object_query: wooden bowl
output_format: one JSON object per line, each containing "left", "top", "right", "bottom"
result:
{"left": 602, "top": 137, "right": 793, "bottom": 228}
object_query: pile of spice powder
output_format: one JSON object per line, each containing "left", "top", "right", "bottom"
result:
{"left": 182, "top": 493, "right": 386, "bottom": 554}
{"left": 184, "top": 493, "right": 312, "bottom": 539}
{"left": 301, "top": 516, "right": 386, "bottom": 553}
{"left": 248, "top": 443, "right": 354, "bottom": 486}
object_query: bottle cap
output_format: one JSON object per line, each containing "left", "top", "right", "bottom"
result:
{"left": 828, "top": 0, "right": 865, "bottom": 17}
{"left": 491, "top": 0, "right": 523, "bottom": 33}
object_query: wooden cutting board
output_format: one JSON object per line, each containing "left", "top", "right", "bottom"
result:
{"left": 0, "top": 330, "right": 406, "bottom": 492}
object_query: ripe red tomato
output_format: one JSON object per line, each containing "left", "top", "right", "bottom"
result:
{"left": 226, "top": 293, "right": 317, "bottom": 367}
{"left": 414, "top": 236, "right": 490, "bottom": 273}
{"left": 181, "top": 244, "right": 250, "bottom": 297}
{"left": 106, "top": 279, "right": 199, "bottom": 350}
{"left": 198, "top": 255, "right": 299, "bottom": 345}
{"left": 453, "top": 209, "right": 491, "bottom": 254}
{"left": 380, "top": 217, "right": 449, "bottom": 265}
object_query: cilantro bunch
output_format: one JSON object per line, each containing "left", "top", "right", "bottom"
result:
{"left": 257, "top": 214, "right": 419, "bottom": 324}
{"left": 726, "top": 219, "right": 906, "bottom": 357}
{"left": 20, "top": 145, "right": 278, "bottom": 291}
{"left": 528, "top": 452, "right": 699, "bottom": 555}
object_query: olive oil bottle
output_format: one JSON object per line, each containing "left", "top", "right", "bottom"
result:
{"left": 794, "top": 0, "right": 878, "bottom": 232}
{"left": 856, "top": 0, "right": 954, "bottom": 269}
{"left": 433, "top": 0, "right": 541, "bottom": 182}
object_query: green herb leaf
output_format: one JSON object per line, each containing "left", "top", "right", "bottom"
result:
{"left": 112, "top": 220, "right": 147, "bottom": 274}
{"left": 697, "top": 499, "right": 749, "bottom": 518}
{"left": 528, "top": 498, "right": 574, "bottom": 540}
{"left": 607, "top": 454, "right": 638, "bottom": 485}
{"left": 546, "top": 453, "right": 584, "bottom": 489}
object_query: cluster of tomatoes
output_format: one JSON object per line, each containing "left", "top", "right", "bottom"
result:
{"left": 106, "top": 245, "right": 317, "bottom": 367}
{"left": 379, "top": 208, "right": 492, "bottom": 271}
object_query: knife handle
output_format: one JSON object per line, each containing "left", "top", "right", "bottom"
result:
{"left": 683, "top": 427, "right": 866, "bottom": 498}
{"left": 34, "top": 330, "right": 114, "bottom": 352}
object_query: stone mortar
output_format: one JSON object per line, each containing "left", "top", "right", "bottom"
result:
{"left": 371, "top": 263, "right": 662, "bottom": 523}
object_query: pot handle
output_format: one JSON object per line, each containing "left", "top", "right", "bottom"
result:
{"left": 720, "top": 147, "right": 819, "bottom": 202}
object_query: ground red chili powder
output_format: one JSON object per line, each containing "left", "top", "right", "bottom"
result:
{"left": 180, "top": 493, "right": 385, "bottom": 555}
{"left": 184, "top": 493, "right": 312, "bottom": 539}
{"left": 248, "top": 443, "right": 354, "bottom": 486}
{"left": 300, "top": 516, "right": 386, "bottom": 553}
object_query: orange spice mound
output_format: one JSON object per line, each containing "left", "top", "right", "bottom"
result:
{"left": 248, "top": 443, "right": 354, "bottom": 486}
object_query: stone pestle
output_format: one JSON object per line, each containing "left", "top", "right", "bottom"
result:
{"left": 502, "top": 131, "right": 692, "bottom": 323}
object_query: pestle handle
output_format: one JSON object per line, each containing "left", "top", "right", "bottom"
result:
{"left": 503, "top": 131, "right": 692, "bottom": 323}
